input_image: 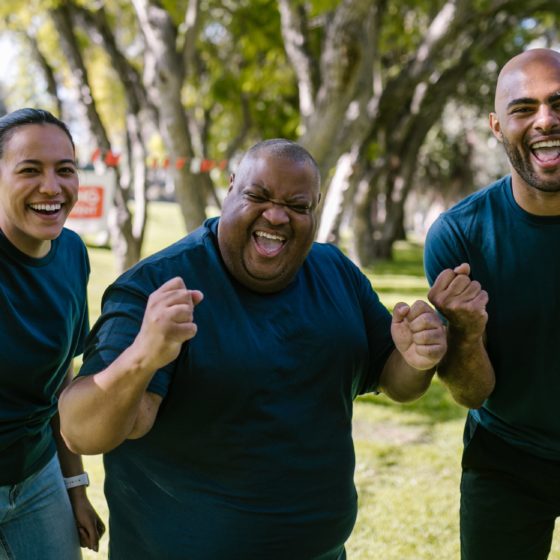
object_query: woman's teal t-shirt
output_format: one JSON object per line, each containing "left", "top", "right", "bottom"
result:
{"left": 0, "top": 228, "right": 89, "bottom": 485}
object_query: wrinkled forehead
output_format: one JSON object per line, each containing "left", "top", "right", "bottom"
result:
{"left": 235, "top": 152, "right": 320, "bottom": 195}
{"left": 495, "top": 52, "right": 560, "bottom": 111}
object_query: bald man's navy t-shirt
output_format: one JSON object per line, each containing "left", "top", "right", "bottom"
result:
{"left": 80, "top": 218, "right": 394, "bottom": 559}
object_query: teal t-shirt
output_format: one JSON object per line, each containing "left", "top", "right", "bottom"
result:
{"left": 80, "top": 217, "right": 394, "bottom": 559}
{"left": 0, "top": 228, "right": 89, "bottom": 485}
{"left": 424, "top": 176, "right": 560, "bottom": 460}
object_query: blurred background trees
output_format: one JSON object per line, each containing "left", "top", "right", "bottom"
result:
{"left": 0, "top": 0, "right": 558, "bottom": 271}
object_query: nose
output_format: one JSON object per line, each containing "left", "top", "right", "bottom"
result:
{"left": 262, "top": 201, "right": 290, "bottom": 225}
{"left": 534, "top": 104, "right": 560, "bottom": 132}
{"left": 39, "top": 170, "right": 62, "bottom": 196}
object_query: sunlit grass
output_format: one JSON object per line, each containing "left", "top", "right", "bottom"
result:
{"left": 81, "top": 204, "right": 560, "bottom": 559}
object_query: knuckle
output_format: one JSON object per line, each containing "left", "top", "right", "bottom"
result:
{"left": 428, "top": 291, "right": 442, "bottom": 306}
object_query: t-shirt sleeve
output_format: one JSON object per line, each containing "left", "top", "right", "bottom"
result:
{"left": 73, "top": 297, "right": 90, "bottom": 358}
{"left": 424, "top": 214, "right": 468, "bottom": 287}
{"left": 353, "top": 266, "right": 395, "bottom": 396}
{"left": 77, "top": 283, "right": 174, "bottom": 397}
{"left": 73, "top": 239, "right": 91, "bottom": 357}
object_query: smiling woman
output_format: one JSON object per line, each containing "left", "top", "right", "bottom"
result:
{"left": 0, "top": 116, "right": 78, "bottom": 257}
{"left": 0, "top": 108, "right": 105, "bottom": 559}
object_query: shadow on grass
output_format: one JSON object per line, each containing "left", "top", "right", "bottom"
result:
{"left": 358, "top": 380, "right": 467, "bottom": 424}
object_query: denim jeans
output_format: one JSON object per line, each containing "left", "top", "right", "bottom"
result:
{"left": 0, "top": 454, "right": 81, "bottom": 560}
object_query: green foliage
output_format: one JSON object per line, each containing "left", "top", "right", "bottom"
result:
{"left": 85, "top": 45, "right": 127, "bottom": 140}
{"left": 308, "top": 0, "right": 339, "bottom": 16}
{"left": 6, "top": 42, "right": 54, "bottom": 111}
{"left": 161, "top": 0, "right": 190, "bottom": 24}
{"left": 192, "top": 0, "right": 300, "bottom": 155}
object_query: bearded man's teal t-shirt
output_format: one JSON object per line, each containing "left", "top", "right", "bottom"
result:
{"left": 425, "top": 176, "right": 560, "bottom": 460}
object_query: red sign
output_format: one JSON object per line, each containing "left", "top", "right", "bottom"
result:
{"left": 69, "top": 186, "right": 104, "bottom": 219}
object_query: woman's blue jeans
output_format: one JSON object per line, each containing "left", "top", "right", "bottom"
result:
{"left": 0, "top": 454, "right": 81, "bottom": 559}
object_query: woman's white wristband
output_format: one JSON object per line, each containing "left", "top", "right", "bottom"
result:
{"left": 63, "top": 472, "right": 90, "bottom": 489}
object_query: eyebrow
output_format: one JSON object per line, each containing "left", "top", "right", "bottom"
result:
{"left": 247, "top": 183, "right": 311, "bottom": 203}
{"left": 248, "top": 182, "right": 269, "bottom": 192}
{"left": 16, "top": 158, "right": 77, "bottom": 165}
{"left": 507, "top": 97, "right": 536, "bottom": 109}
{"left": 507, "top": 92, "right": 560, "bottom": 109}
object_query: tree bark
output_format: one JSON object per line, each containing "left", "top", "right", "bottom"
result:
{"left": 132, "top": 0, "right": 210, "bottom": 233}
{"left": 25, "top": 34, "right": 63, "bottom": 116}
{"left": 50, "top": 3, "right": 138, "bottom": 273}
{"left": 71, "top": 1, "right": 164, "bottom": 267}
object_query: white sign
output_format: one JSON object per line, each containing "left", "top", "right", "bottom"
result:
{"left": 66, "top": 170, "right": 115, "bottom": 244}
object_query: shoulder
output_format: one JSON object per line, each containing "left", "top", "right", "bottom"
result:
{"left": 110, "top": 219, "right": 217, "bottom": 298}
{"left": 59, "top": 227, "right": 88, "bottom": 252}
{"left": 426, "top": 176, "right": 510, "bottom": 245}
{"left": 308, "top": 241, "right": 355, "bottom": 269}
{"left": 57, "top": 228, "right": 90, "bottom": 273}
{"left": 424, "top": 177, "right": 511, "bottom": 283}
{"left": 306, "top": 241, "right": 367, "bottom": 287}
{"left": 434, "top": 177, "right": 510, "bottom": 229}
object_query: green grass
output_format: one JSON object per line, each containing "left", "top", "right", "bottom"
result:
{"left": 81, "top": 204, "right": 560, "bottom": 559}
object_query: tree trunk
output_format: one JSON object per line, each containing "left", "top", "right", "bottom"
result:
{"left": 352, "top": 167, "right": 380, "bottom": 266}
{"left": 317, "top": 148, "right": 360, "bottom": 243}
{"left": 72, "top": 1, "right": 163, "bottom": 268}
{"left": 50, "top": 3, "right": 138, "bottom": 273}
{"left": 132, "top": 0, "right": 208, "bottom": 233}
{"left": 283, "top": 0, "right": 558, "bottom": 261}
{"left": 25, "top": 34, "right": 63, "bottom": 116}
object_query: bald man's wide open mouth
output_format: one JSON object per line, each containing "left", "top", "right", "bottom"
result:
{"left": 531, "top": 139, "right": 560, "bottom": 163}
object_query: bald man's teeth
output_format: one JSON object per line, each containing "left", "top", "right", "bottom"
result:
{"left": 532, "top": 140, "right": 560, "bottom": 163}
{"left": 532, "top": 140, "right": 560, "bottom": 149}
{"left": 254, "top": 231, "right": 285, "bottom": 255}
{"left": 255, "top": 231, "right": 285, "bottom": 241}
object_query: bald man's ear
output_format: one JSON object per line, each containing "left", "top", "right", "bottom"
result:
{"left": 489, "top": 112, "right": 503, "bottom": 142}
{"left": 228, "top": 173, "right": 235, "bottom": 193}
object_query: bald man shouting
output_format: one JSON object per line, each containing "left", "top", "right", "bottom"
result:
{"left": 425, "top": 48, "right": 560, "bottom": 560}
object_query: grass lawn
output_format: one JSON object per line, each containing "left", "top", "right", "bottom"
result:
{"left": 80, "top": 203, "right": 560, "bottom": 559}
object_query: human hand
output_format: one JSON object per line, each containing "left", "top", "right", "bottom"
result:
{"left": 428, "top": 263, "right": 488, "bottom": 341}
{"left": 68, "top": 488, "right": 106, "bottom": 552}
{"left": 133, "top": 277, "right": 204, "bottom": 372}
{"left": 391, "top": 300, "right": 447, "bottom": 371}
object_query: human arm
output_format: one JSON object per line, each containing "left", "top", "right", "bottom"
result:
{"left": 59, "top": 277, "right": 204, "bottom": 455}
{"left": 427, "top": 263, "right": 495, "bottom": 408}
{"left": 52, "top": 365, "right": 105, "bottom": 551}
{"left": 378, "top": 300, "right": 446, "bottom": 402}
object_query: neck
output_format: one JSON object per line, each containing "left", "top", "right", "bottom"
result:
{"left": 0, "top": 228, "right": 51, "bottom": 258}
{"left": 511, "top": 175, "right": 560, "bottom": 216}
